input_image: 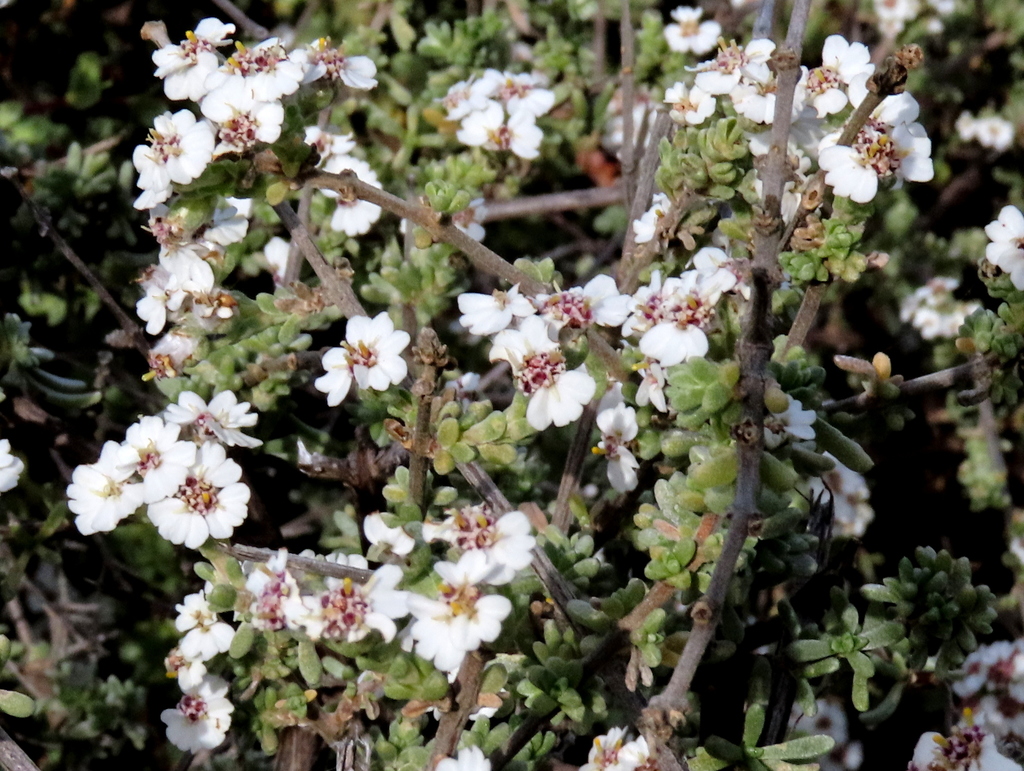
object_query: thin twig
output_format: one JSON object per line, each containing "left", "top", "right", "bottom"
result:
{"left": 409, "top": 330, "right": 447, "bottom": 510}
{"left": 752, "top": 0, "right": 777, "bottom": 38}
{"left": 475, "top": 186, "right": 623, "bottom": 222}
{"left": 0, "top": 726, "right": 42, "bottom": 771}
{"left": 272, "top": 201, "right": 366, "bottom": 318}
{"left": 783, "top": 283, "right": 827, "bottom": 353}
{"left": 218, "top": 544, "right": 374, "bottom": 583}
{"left": 3, "top": 168, "right": 149, "bottom": 358}
{"left": 303, "top": 170, "right": 546, "bottom": 295}
{"left": 430, "top": 652, "right": 486, "bottom": 767}
{"left": 209, "top": 0, "right": 271, "bottom": 39}
{"left": 592, "top": 0, "right": 607, "bottom": 84}
{"left": 551, "top": 403, "right": 598, "bottom": 532}
{"left": 618, "top": 185, "right": 695, "bottom": 296}
{"left": 643, "top": 0, "right": 814, "bottom": 740}
{"left": 619, "top": 581, "right": 677, "bottom": 632}
{"left": 822, "top": 356, "right": 992, "bottom": 413}
{"left": 619, "top": 0, "right": 637, "bottom": 206}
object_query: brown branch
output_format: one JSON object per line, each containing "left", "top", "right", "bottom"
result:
{"left": 783, "top": 282, "right": 827, "bottom": 353}
{"left": 3, "top": 168, "right": 149, "bottom": 359}
{"left": 0, "top": 727, "right": 41, "bottom": 771}
{"left": 409, "top": 330, "right": 448, "bottom": 510}
{"left": 551, "top": 403, "right": 598, "bottom": 532}
{"left": 209, "top": 0, "right": 271, "bottom": 39}
{"left": 304, "top": 170, "right": 546, "bottom": 295}
{"left": 272, "top": 201, "right": 366, "bottom": 318}
{"left": 822, "top": 356, "right": 992, "bottom": 413}
{"left": 218, "top": 544, "right": 374, "bottom": 583}
{"left": 619, "top": 0, "right": 637, "bottom": 206}
{"left": 643, "top": 0, "right": 814, "bottom": 738}
{"left": 619, "top": 581, "right": 677, "bottom": 632}
{"left": 430, "top": 652, "right": 486, "bottom": 768}
{"left": 592, "top": 0, "right": 607, "bottom": 84}
{"left": 475, "top": 186, "right": 624, "bottom": 223}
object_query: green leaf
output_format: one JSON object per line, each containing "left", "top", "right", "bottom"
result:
{"left": 390, "top": 11, "right": 418, "bottom": 50}
{"left": 704, "top": 736, "right": 745, "bottom": 763}
{"left": 65, "top": 52, "right": 110, "bottom": 110}
{"left": 860, "top": 621, "right": 905, "bottom": 649}
{"left": 812, "top": 419, "right": 873, "bottom": 473}
{"left": 689, "top": 749, "right": 732, "bottom": 771}
{"left": 743, "top": 704, "right": 766, "bottom": 747}
{"left": 0, "top": 690, "right": 34, "bottom": 718}
{"left": 786, "top": 639, "right": 833, "bottom": 662}
{"left": 758, "top": 734, "right": 836, "bottom": 760}
{"left": 298, "top": 639, "right": 322, "bottom": 686}
{"left": 229, "top": 622, "right": 255, "bottom": 658}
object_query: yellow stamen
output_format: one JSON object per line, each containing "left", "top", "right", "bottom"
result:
{"left": 185, "top": 30, "right": 197, "bottom": 42}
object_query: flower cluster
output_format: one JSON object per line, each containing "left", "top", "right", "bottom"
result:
{"left": 444, "top": 69, "right": 555, "bottom": 160}
{"left": 957, "top": 112, "right": 1016, "bottom": 153}
{"left": 900, "top": 277, "right": 982, "bottom": 341}
{"left": 68, "top": 392, "right": 258, "bottom": 548}
{"left": 663, "top": 6, "right": 721, "bottom": 56}
{"left": 907, "top": 723, "right": 1022, "bottom": 771}
{"left": 985, "top": 206, "right": 1024, "bottom": 290}
{"left": 953, "top": 641, "right": 1024, "bottom": 739}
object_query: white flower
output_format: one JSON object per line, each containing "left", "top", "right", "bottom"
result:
{"left": 664, "top": 7, "right": 721, "bottom": 55}
{"left": 437, "top": 746, "right": 491, "bottom": 771}
{"left": 580, "top": 727, "right": 631, "bottom": 771}
{"left": 364, "top": 513, "right": 416, "bottom": 557}
{"left": 534, "top": 275, "right": 632, "bottom": 332}
{"left": 0, "top": 439, "right": 24, "bottom": 494}
{"left": 595, "top": 404, "right": 640, "bottom": 492}
{"left": 164, "top": 647, "right": 208, "bottom": 691}
{"left": 304, "top": 126, "right": 356, "bottom": 166}
{"left": 68, "top": 441, "right": 145, "bottom": 535}
{"left": 874, "top": 0, "right": 921, "bottom": 38}
{"left": 245, "top": 550, "right": 302, "bottom": 631}
{"left": 664, "top": 82, "right": 716, "bottom": 126}
{"left": 764, "top": 395, "right": 816, "bottom": 449}
{"left": 692, "top": 39, "right": 775, "bottom": 96}
{"left": 294, "top": 562, "right": 408, "bottom": 643}
{"left": 818, "top": 92, "right": 933, "bottom": 203}
{"left": 973, "top": 116, "right": 1015, "bottom": 152}
{"left": 452, "top": 198, "right": 487, "bottom": 241}
{"left": 148, "top": 330, "right": 200, "bottom": 379}
{"left": 200, "top": 79, "right": 284, "bottom": 157}
{"left": 809, "top": 454, "right": 874, "bottom": 538}
{"left": 471, "top": 69, "right": 555, "bottom": 118}
{"left": 203, "top": 204, "right": 249, "bottom": 246}
{"left": 623, "top": 269, "right": 735, "bottom": 367}
{"left": 206, "top": 37, "right": 308, "bottom": 101}
{"left": 985, "top": 205, "right": 1024, "bottom": 289}
{"left": 132, "top": 110, "right": 216, "bottom": 210}
{"left": 441, "top": 77, "right": 492, "bottom": 121}
{"left": 900, "top": 277, "right": 981, "bottom": 340}
{"left": 262, "top": 236, "right": 290, "bottom": 284}
{"left": 632, "top": 193, "right": 671, "bottom": 244}
{"left": 908, "top": 727, "right": 1022, "bottom": 771}
{"left": 161, "top": 675, "right": 234, "bottom": 752}
{"left": 165, "top": 390, "right": 262, "bottom": 448}
{"left": 408, "top": 551, "right": 513, "bottom": 672}
{"left": 422, "top": 505, "right": 535, "bottom": 584}
{"left": 147, "top": 442, "right": 250, "bottom": 549}
{"left": 321, "top": 155, "right": 383, "bottom": 235}
{"left": 800, "top": 35, "right": 874, "bottom": 118}
{"left": 314, "top": 312, "right": 410, "bottom": 406}
{"left": 693, "top": 246, "right": 749, "bottom": 299}
{"left": 118, "top": 416, "right": 197, "bottom": 504}
{"left": 152, "top": 18, "right": 235, "bottom": 102}
{"left": 457, "top": 101, "right": 544, "bottom": 160}
{"left": 635, "top": 358, "right": 668, "bottom": 413}
{"left": 489, "top": 316, "right": 596, "bottom": 431}
{"left": 458, "top": 284, "right": 536, "bottom": 336}
{"left": 305, "top": 39, "right": 377, "bottom": 89}
{"left": 175, "top": 591, "right": 235, "bottom": 661}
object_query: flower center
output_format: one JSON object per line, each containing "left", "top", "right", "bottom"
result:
{"left": 539, "top": 290, "right": 593, "bottom": 329}
{"left": 181, "top": 30, "right": 216, "bottom": 62}
{"left": 177, "top": 693, "right": 209, "bottom": 722}
{"left": 227, "top": 42, "right": 286, "bottom": 76}
{"left": 138, "top": 448, "right": 161, "bottom": 475}
{"left": 448, "top": 505, "right": 500, "bottom": 550}
{"left": 440, "top": 581, "right": 482, "bottom": 617}
{"left": 253, "top": 574, "right": 291, "bottom": 631}
{"left": 805, "top": 65, "right": 841, "bottom": 96}
{"left": 498, "top": 78, "right": 532, "bottom": 103}
{"left": 853, "top": 118, "right": 902, "bottom": 177}
{"left": 311, "top": 39, "right": 349, "bottom": 80}
{"left": 343, "top": 340, "right": 378, "bottom": 369}
{"left": 148, "top": 130, "right": 183, "bottom": 163}
{"left": 488, "top": 125, "right": 515, "bottom": 150}
{"left": 180, "top": 476, "right": 218, "bottom": 515}
{"left": 640, "top": 289, "right": 713, "bottom": 330}
{"left": 518, "top": 351, "right": 566, "bottom": 395}
{"left": 676, "top": 19, "right": 700, "bottom": 36}
{"left": 711, "top": 43, "right": 748, "bottom": 74}
{"left": 320, "top": 578, "right": 370, "bottom": 638}
{"left": 219, "top": 113, "right": 260, "bottom": 152}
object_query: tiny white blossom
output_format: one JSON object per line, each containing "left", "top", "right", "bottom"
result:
{"left": 632, "top": 193, "right": 671, "bottom": 244}
{"left": 203, "top": 204, "right": 249, "bottom": 246}
{"left": 908, "top": 727, "right": 1022, "bottom": 771}
{"left": 262, "top": 236, "right": 290, "bottom": 284}
{"left": 118, "top": 416, "right": 197, "bottom": 504}
{"left": 958, "top": 112, "right": 1016, "bottom": 153}
{"left": 800, "top": 35, "right": 874, "bottom": 118}
{"left": 489, "top": 316, "right": 597, "bottom": 431}
{"left": 900, "top": 277, "right": 981, "bottom": 340}
{"left": 152, "top": 18, "right": 235, "bottom": 102}
{"left": 148, "top": 330, "right": 200, "bottom": 379}
{"left": 161, "top": 675, "right": 234, "bottom": 752}
{"left": 457, "top": 101, "right": 543, "bottom": 160}
{"left": 0, "top": 439, "right": 24, "bottom": 494}
{"left": 441, "top": 77, "right": 492, "bottom": 121}
{"left": 200, "top": 79, "right": 284, "bottom": 157}
{"left": 422, "top": 504, "right": 535, "bottom": 584}
{"left": 315, "top": 312, "right": 411, "bottom": 406}
{"left": 579, "top": 728, "right": 631, "bottom": 771}
{"left": 635, "top": 358, "right": 668, "bottom": 413}
{"left": 321, "top": 155, "right": 383, "bottom": 235}
{"left": 364, "top": 513, "right": 416, "bottom": 557}
{"left": 764, "top": 395, "right": 817, "bottom": 449}
{"left": 68, "top": 441, "right": 145, "bottom": 535}
{"left": 664, "top": 7, "right": 721, "bottom": 55}
{"left": 458, "top": 284, "right": 537, "bottom": 336}
{"left": 471, "top": 69, "right": 555, "bottom": 118}
{"left": 246, "top": 550, "right": 302, "bottom": 631}
{"left": 164, "top": 647, "right": 208, "bottom": 691}
{"left": 874, "top": 0, "right": 921, "bottom": 38}
{"left": 175, "top": 591, "right": 235, "bottom": 661}
{"left": 133, "top": 110, "right": 216, "bottom": 210}
{"left": 304, "top": 39, "right": 377, "bottom": 89}
{"left": 304, "top": 126, "right": 356, "bottom": 166}
{"left": 147, "top": 442, "right": 250, "bottom": 549}
{"left": 534, "top": 275, "right": 632, "bottom": 332}
{"left": 408, "top": 550, "right": 513, "bottom": 672}
{"left": 595, "top": 403, "right": 640, "bottom": 492}
{"left": 165, "top": 390, "right": 262, "bottom": 448}
{"left": 984, "top": 205, "right": 1024, "bottom": 289}
{"left": 664, "top": 82, "right": 716, "bottom": 126}
{"left": 437, "top": 746, "right": 492, "bottom": 771}
{"left": 691, "top": 39, "right": 775, "bottom": 96}
{"left": 452, "top": 198, "right": 487, "bottom": 241}
{"left": 205, "top": 37, "right": 308, "bottom": 101}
